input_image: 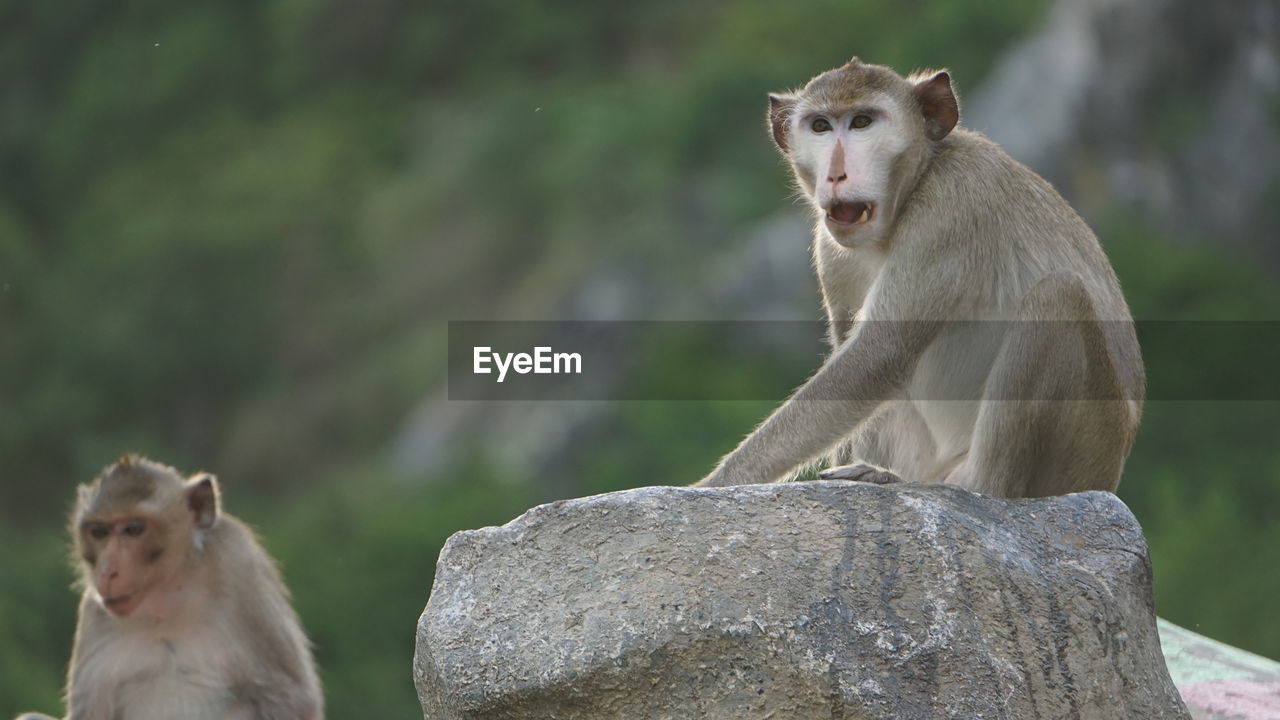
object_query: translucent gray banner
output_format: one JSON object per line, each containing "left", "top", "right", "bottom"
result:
{"left": 447, "top": 321, "right": 1280, "bottom": 401}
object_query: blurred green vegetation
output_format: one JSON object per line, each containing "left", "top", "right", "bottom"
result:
{"left": 1, "top": 1, "right": 1277, "bottom": 717}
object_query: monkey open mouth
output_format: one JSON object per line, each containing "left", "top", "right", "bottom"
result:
{"left": 827, "top": 201, "right": 874, "bottom": 226}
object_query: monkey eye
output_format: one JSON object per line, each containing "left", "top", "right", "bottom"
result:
{"left": 121, "top": 519, "right": 146, "bottom": 537}
{"left": 86, "top": 522, "right": 109, "bottom": 540}
{"left": 810, "top": 117, "right": 832, "bottom": 133}
{"left": 851, "top": 114, "right": 873, "bottom": 129}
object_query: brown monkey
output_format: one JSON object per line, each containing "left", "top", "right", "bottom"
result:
{"left": 14, "top": 455, "right": 322, "bottom": 720}
{"left": 696, "top": 58, "right": 1143, "bottom": 497}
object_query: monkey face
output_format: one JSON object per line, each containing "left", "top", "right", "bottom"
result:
{"left": 768, "top": 59, "right": 958, "bottom": 249}
{"left": 72, "top": 458, "right": 221, "bottom": 619}
{"left": 79, "top": 512, "right": 177, "bottom": 617}
{"left": 791, "top": 99, "right": 912, "bottom": 248}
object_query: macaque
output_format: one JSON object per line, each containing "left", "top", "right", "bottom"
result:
{"left": 14, "top": 455, "right": 322, "bottom": 720}
{"left": 696, "top": 58, "right": 1144, "bottom": 497}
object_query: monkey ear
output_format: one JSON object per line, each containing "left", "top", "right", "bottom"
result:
{"left": 914, "top": 71, "right": 959, "bottom": 141}
{"left": 767, "top": 93, "right": 798, "bottom": 153}
{"left": 184, "top": 473, "right": 221, "bottom": 529}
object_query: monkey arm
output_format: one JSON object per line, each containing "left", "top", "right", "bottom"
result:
{"left": 232, "top": 679, "right": 322, "bottom": 720}
{"left": 695, "top": 242, "right": 966, "bottom": 488}
{"left": 697, "top": 312, "right": 943, "bottom": 487}
{"left": 64, "top": 597, "right": 110, "bottom": 720}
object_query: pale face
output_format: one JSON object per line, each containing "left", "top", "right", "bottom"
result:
{"left": 787, "top": 93, "right": 912, "bottom": 248}
{"left": 79, "top": 504, "right": 185, "bottom": 618}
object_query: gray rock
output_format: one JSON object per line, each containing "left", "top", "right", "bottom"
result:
{"left": 968, "top": 0, "right": 1280, "bottom": 266}
{"left": 415, "top": 482, "right": 1191, "bottom": 719}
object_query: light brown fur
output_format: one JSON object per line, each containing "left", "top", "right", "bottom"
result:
{"left": 15, "top": 455, "right": 323, "bottom": 720}
{"left": 696, "top": 58, "right": 1143, "bottom": 497}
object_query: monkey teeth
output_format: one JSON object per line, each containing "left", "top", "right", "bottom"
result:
{"left": 827, "top": 201, "right": 873, "bottom": 226}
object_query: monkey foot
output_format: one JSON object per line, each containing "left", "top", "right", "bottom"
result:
{"left": 819, "top": 463, "right": 903, "bottom": 485}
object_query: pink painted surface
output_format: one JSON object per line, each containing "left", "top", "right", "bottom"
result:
{"left": 1159, "top": 619, "right": 1280, "bottom": 720}
{"left": 1178, "top": 679, "right": 1280, "bottom": 719}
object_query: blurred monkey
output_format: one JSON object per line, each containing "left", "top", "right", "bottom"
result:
{"left": 15, "top": 455, "right": 322, "bottom": 720}
{"left": 696, "top": 58, "right": 1143, "bottom": 497}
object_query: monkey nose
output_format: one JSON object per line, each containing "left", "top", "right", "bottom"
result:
{"left": 96, "top": 565, "right": 118, "bottom": 586}
{"left": 828, "top": 172, "right": 848, "bottom": 184}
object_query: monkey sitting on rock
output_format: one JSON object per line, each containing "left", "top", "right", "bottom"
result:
{"left": 697, "top": 58, "right": 1144, "bottom": 498}
{"left": 14, "top": 455, "right": 323, "bottom": 720}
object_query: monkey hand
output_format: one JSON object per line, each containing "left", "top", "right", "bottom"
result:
{"left": 818, "top": 463, "right": 903, "bottom": 485}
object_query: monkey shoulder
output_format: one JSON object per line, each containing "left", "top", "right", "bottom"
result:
{"left": 918, "top": 130, "right": 1028, "bottom": 207}
{"left": 194, "top": 515, "right": 321, "bottom": 712}
{"left": 935, "top": 129, "right": 1086, "bottom": 229}
{"left": 205, "top": 515, "right": 318, "bottom": 681}
{"left": 204, "top": 515, "right": 284, "bottom": 578}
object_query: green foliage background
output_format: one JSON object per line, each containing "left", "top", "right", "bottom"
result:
{"left": 1, "top": 1, "right": 1276, "bottom": 716}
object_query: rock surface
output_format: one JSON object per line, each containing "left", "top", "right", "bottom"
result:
{"left": 415, "top": 481, "right": 1190, "bottom": 719}
{"left": 968, "top": 0, "right": 1280, "bottom": 266}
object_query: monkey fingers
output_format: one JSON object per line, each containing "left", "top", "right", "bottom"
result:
{"left": 818, "top": 463, "right": 903, "bottom": 485}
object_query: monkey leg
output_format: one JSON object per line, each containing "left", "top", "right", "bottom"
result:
{"left": 948, "top": 273, "right": 1135, "bottom": 498}
{"left": 824, "top": 399, "right": 933, "bottom": 484}
{"left": 828, "top": 437, "right": 858, "bottom": 467}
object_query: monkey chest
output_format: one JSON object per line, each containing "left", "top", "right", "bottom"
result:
{"left": 906, "top": 322, "right": 1007, "bottom": 451}
{"left": 88, "top": 635, "right": 239, "bottom": 720}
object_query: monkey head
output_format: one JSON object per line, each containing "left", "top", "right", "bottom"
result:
{"left": 767, "top": 57, "right": 959, "bottom": 248}
{"left": 71, "top": 455, "right": 220, "bottom": 618}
